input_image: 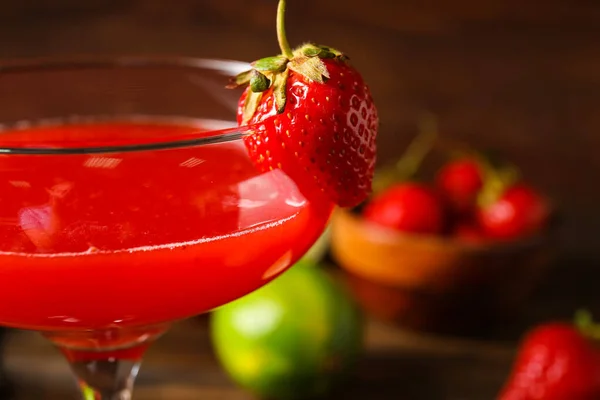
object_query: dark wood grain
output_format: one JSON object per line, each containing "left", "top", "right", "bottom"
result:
{"left": 0, "top": 1, "right": 598, "bottom": 398}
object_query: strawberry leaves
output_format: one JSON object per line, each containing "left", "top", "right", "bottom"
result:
{"left": 299, "top": 43, "right": 347, "bottom": 60}
{"left": 242, "top": 92, "right": 263, "bottom": 126}
{"left": 226, "top": 69, "right": 253, "bottom": 89}
{"left": 230, "top": 43, "right": 346, "bottom": 125}
{"left": 252, "top": 55, "right": 289, "bottom": 73}
{"left": 288, "top": 52, "right": 330, "bottom": 84}
{"left": 249, "top": 70, "right": 271, "bottom": 93}
{"left": 226, "top": 0, "right": 347, "bottom": 125}
{"left": 273, "top": 68, "right": 289, "bottom": 113}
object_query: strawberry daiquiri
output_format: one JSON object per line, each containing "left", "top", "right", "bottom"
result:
{"left": 0, "top": 0, "right": 378, "bottom": 397}
{"left": 0, "top": 121, "right": 333, "bottom": 345}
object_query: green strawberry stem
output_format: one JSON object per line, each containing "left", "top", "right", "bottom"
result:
{"left": 372, "top": 112, "right": 438, "bottom": 194}
{"left": 228, "top": 0, "right": 347, "bottom": 124}
{"left": 276, "top": 0, "right": 294, "bottom": 58}
{"left": 476, "top": 154, "right": 520, "bottom": 208}
{"left": 395, "top": 112, "right": 438, "bottom": 179}
{"left": 574, "top": 309, "right": 600, "bottom": 341}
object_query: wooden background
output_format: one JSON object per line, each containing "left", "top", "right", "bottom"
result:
{"left": 0, "top": 0, "right": 597, "bottom": 259}
{"left": 0, "top": 0, "right": 599, "bottom": 398}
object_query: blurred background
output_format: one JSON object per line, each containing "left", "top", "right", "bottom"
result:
{"left": 0, "top": 0, "right": 599, "bottom": 399}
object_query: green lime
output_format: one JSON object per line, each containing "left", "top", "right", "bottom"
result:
{"left": 210, "top": 261, "right": 363, "bottom": 399}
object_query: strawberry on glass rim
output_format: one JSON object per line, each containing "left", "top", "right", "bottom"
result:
{"left": 227, "top": 0, "right": 379, "bottom": 208}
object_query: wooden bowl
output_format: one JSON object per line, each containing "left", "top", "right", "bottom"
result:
{"left": 330, "top": 208, "right": 557, "bottom": 336}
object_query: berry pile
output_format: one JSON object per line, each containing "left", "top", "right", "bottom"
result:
{"left": 363, "top": 122, "right": 551, "bottom": 243}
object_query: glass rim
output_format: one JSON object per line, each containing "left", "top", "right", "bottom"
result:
{"left": 0, "top": 55, "right": 252, "bottom": 155}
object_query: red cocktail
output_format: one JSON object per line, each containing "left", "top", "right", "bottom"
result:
{"left": 0, "top": 57, "right": 333, "bottom": 398}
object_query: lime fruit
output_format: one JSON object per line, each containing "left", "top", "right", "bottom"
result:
{"left": 210, "top": 261, "right": 363, "bottom": 399}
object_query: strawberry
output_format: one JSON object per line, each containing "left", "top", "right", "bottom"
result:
{"left": 363, "top": 183, "right": 446, "bottom": 235}
{"left": 499, "top": 313, "right": 600, "bottom": 400}
{"left": 478, "top": 183, "right": 550, "bottom": 240}
{"left": 468, "top": 153, "right": 550, "bottom": 240}
{"left": 435, "top": 157, "right": 484, "bottom": 216}
{"left": 227, "top": 0, "right": 378, "bottom": 208}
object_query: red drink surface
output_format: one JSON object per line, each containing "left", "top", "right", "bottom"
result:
{"left": 0, "top": 120, "right": 332, "bottom": 336}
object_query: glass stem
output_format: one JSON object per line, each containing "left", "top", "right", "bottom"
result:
{"left": 71, "top": 357, "right": 141, "bottom": 400}
{"left": 45, "top": 323, "right": 169, "bottom": 399}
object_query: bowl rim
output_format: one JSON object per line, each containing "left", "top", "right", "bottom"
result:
{"left": 333, "top": 206, "right": 556, "bottom": 254}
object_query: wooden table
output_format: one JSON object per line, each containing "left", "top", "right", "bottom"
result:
{"left": 3, "top": 315, "right": 515, "bottom": 400}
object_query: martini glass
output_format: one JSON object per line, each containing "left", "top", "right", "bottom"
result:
{"left": 0, "top": 56, "right": 333, "bottom": 399}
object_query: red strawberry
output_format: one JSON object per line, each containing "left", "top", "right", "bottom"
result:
{"left": 363, "top": 183, "right": 446, "bottom": 235}
{"left": 228, "top": 0, "right": 378, "bottom": 208}
{"left": 499, "top": 319, "right": 600, "bottom": 400}
{"left": 436, "top": 158, "right": 484, "bottom": 216}
{"left": 478, "top": 183, "right": 550, "bottom": 240}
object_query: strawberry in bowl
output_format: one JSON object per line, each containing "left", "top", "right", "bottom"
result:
{"left": 330, "top": 125, "right": 557, "bottom": 336}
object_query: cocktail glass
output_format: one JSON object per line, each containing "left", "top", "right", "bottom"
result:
{"left": 0, "top": 57, "right": 333, "bottom": 399}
